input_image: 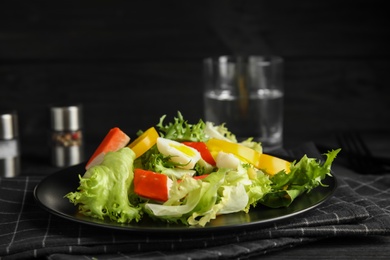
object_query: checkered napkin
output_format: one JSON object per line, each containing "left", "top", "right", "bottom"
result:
{"left": 1, "top": 143, "right": 390, "bottom": 260}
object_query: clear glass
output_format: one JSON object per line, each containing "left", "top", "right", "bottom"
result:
{"left": 203, "top": 56, "right": 284, "bottom": 152}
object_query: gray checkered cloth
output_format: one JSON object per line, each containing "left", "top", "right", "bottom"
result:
{"left": 1, "top": 143, "right": 389, "bottom": 260}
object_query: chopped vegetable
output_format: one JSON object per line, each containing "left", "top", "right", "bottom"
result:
{"left": 66, "top": 147, "right": 141, "bottom": 223}
{"left": 257, "top": 153, "right": 291, "bottom": 175}
{"left": 128, "top": 127, "right": 159, "bottom": 158}
{"left": 206, "top": 138, "right": 290, "bottom": 175}
{"left": 85, "top": 127, "right": 130, "bottom": 170}
{"left": 206, "top": 138, "right": 262, "bottom": 167}
{"left": 144, "top": 176, "right": 203, "bottom": 224}
{"left": 177, "top": 174, "right": 210, "bottom": 183}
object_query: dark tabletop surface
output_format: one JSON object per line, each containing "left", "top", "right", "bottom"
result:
{"left": 1, "top": 1, "right": 390, "bottom": 259}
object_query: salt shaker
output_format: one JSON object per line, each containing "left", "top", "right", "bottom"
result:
{"left": 0, "top": 110, "right": 20, "bottom": 177}
{"left": 50, "top": 104, "right": 84, "bottom": 167}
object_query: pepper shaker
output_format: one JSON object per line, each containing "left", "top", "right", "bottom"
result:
{"left": 50, "top": 104, "right": 84, "bottom": 167}
{"left": 0, "top": 110, "right": 20, "bottom": 177}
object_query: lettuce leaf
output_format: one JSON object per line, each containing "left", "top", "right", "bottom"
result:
{"left": 65, "top": 147, "right": 142, "bottom": 223}
{"left": 187, "top": 170, "right": 226, "bottom": 226}
{"left": 260, "top": 149, "right": 340, "bottom": 208}
{"left": 217, "top": 183, "right": 249, "bottom": 215}
{"left": 144, "top": 169, "right": 227, "bottom": 226}
{"left": 143, "top": 175, "right": 204, "bottom": 224}
{"left": 156, "top": 111, "right": 207, "bottom": 142}
{"left": 245, "top": 168, "right": 272, "bottom": 210}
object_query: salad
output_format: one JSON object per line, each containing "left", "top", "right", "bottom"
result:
{"left": 66, "top": 112, "right": 340, "bottom": 227}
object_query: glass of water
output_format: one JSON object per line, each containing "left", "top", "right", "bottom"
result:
{"left": 203, "top": 56, "right": 284, "bottom": 152}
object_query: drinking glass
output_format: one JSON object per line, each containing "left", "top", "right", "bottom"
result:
{"left": 203, "top": 56, "right": 284, "bottom": 152}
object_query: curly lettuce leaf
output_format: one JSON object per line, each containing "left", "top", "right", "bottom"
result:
{"left": 156, "top": 111, "right": 207, "bottom": 142}
{"left": 65, "top": 147, "right": 142, "bottom": 223}
{"left": 260, "top": 149, "right": 341, "bottom": 208}
{"left": 245, "top": 167, "right": 272, "bottom": 210}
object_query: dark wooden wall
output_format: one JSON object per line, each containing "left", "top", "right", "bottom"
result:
{"left": 1, "top": 0, "right": 389, "bottom": 160}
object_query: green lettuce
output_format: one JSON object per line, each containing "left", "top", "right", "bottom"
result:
{"left": 144, "top": 175, "right": 204, "bottom": 224}
{"left": 244, "top": 167, "right": 272, "bottom": 210}
{"left": 144, "top": 169, "right": 228, "bottom": 226}
{"left": 156, "top": 111, "right": 207, "bottom": 142}
{"left": 260, "top": 149, "right": 341, "bottom": 208}
{"left": 65, "top": 147, "right": 142, "bottom": 223}
{"left": 187, "top": 170, "right": 227, "bottom": 226}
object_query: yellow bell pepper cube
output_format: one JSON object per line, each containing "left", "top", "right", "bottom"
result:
{"left": 128, "top": 127, "right": 159, "bottom": 158}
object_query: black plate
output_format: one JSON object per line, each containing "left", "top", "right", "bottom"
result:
{"left": 34, "top": 162, "right": 337, "bottom": 233}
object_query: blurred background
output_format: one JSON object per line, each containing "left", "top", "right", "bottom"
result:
{"left": 1, "top": 0, "right": 389, "bottom": 171}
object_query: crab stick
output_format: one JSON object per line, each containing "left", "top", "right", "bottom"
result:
{"left": 85, "top": 127, "right": 130, "bottom": 170}
{"left": 133, "top": 169, "right": 173, "bottom": 202}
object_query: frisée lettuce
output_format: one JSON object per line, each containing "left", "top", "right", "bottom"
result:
{"left": 261, "top": 149, "right": 340, "bottom": 208}
{"left": 65, "top": 147, "right": 142, "bottom": 223}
